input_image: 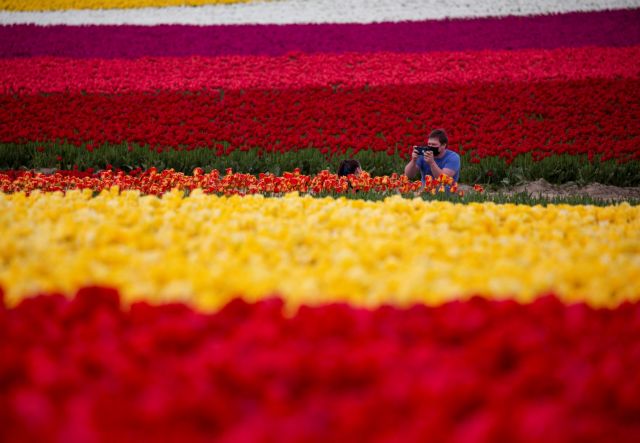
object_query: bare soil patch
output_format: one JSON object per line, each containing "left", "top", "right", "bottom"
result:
{"left": 484, "top": 179, "right": 640, "bottom": 202}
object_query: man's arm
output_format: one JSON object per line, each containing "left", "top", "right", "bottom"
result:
{"left": 425, "top": 151, "right": 459, "bottom": 181}
{"left": 404, "top": 160, "right": 419, "bottom": 178}
{"left": 404, "top": 150, "right": 420, "bottom": 178}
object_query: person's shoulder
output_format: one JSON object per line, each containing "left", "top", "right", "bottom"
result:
{"left": 443, "top": 149, "right": 460, "bottom": 165}
{"left": 443, "top": 149, "right": 461, "bottom": 172}
{"left": 445, "top": 149, "right": 460, "bottom": 160}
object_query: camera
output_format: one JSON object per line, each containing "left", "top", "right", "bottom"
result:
{"left": 414, "top": 145, "right": 439, "bottom": 155}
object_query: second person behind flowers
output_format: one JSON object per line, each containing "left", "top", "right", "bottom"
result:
{"left": 337, "top": 159, "right": 363, "bottom": 177}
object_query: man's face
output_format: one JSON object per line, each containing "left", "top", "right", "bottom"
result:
{"left": 427, "top": 137, "right": 445, "bottom": 155}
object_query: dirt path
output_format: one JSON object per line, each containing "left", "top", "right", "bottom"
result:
{"left": 478, "top": 179, "right": 640, "bottom": 202}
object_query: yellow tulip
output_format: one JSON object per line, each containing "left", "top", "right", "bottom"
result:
{"left": 1, "top": 190, "right": 638, "bottom": 310}
{"left": 0, "top": 0, "right": 252, "bottom": 12}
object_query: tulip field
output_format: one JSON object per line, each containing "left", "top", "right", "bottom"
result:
{"left": 2, "top": 1, "right": 640, "bottom": 442}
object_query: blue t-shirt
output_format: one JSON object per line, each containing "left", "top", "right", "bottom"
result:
{"left": 416, "top": 149, "right": 460, "bottom": 184}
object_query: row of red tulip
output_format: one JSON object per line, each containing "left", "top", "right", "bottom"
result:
{"left": 3, "top": 47, "right": 638, "bottom": 94}
{"left": 2, "top": 46, "right": 638, "bottom": 163}
{"left": 2, "top": 78, "right": 637, "bottom": 162}
{"left": 2, "top": 288, "right": 639, "bottom": 443}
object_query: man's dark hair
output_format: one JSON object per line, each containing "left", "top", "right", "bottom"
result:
{"left": 429, "top": 129, "right": 448, "bottom": 147}
{"left": 337, "top": 159, "right": 361, "bottom": 176}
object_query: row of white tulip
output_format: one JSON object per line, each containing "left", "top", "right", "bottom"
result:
{"left": 1, "top": 0, "right": 638, "bottom": 25}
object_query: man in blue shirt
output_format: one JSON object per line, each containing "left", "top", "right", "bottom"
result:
{"left": 404, "top": 129, "right": 460, "bottom": 185}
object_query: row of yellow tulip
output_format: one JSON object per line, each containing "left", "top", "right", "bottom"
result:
{"left": 0, "top": 0, "right": 249, "bottom": 11}
{"left": 1, "top": 189, "right": 638, "bottom": 310}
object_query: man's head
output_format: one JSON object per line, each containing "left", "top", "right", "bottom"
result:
{"left": 427, "top": 129, "right": 448, "bottom": 155}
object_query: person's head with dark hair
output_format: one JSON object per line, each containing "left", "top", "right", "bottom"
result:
{"left": 337, "top": 159, "right": 363, "bottom": 177}
{"left": 428, "top": 128, "right": 448, "bottom": 149}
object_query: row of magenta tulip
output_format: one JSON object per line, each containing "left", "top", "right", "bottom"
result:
{"left": 2, "top": 288, "right": 639, "bottom": 442}
{"left": 2, "top": 10, "right": 638, "bottom": 58}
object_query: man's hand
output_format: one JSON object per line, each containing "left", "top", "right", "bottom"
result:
{"left": 424, "top": 150, "right": 436, "bottom": 165}
{"left": 410, "top": 147, "right": 419, "bottom": 162}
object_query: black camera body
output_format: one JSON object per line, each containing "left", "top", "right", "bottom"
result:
{"left": 414, "top": 145, "right": 439, "bottom": 155}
